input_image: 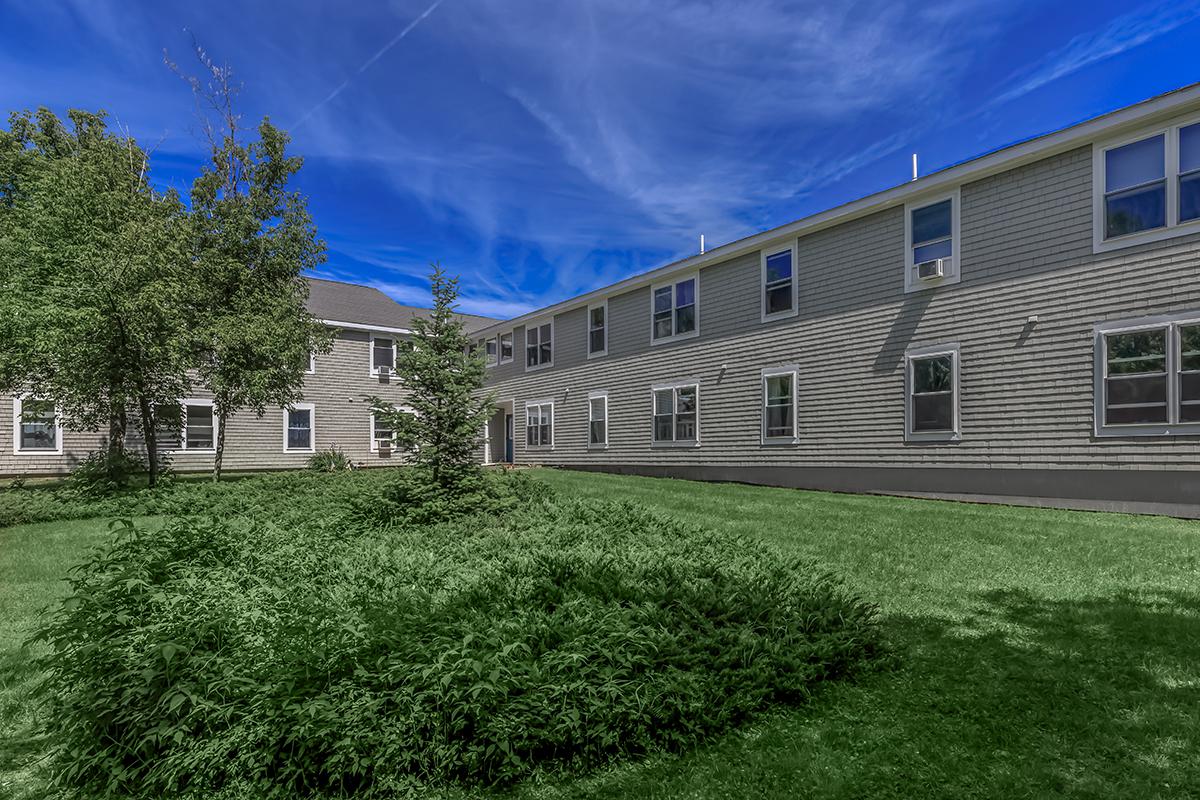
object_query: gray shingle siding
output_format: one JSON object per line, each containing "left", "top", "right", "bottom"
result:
{"left": 481, "top": 138, "right": 1200, "bottom": 496}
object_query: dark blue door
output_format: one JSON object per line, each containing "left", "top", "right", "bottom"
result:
{"left": 504, "top": 414, "right": 514, "bottom": 462}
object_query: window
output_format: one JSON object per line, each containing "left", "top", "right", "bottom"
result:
{"left": 283, "top": 404, "right": 314, "bottom": 453}
{"left": 588, "top": 302, "right": 607, "bottom": 357}
{"left": 371, "top": 412, "right": 394, "bottom": 452}
{"left": 12, "top": 397, "right": 61, "bottom": 455}
{"left": 1094, "top": 118, "right": 1200, "bottom": 251}
{"left": 651, "top": 383, "right": 699, "bottom": 445}
{"left": 651, "top": 275, "right": 697, "bottom": 343}
{"left": 371, "top": 336, "right": 395, "bottom": 375}
{"left": 905, "top": 346, "right": 960, "bottom": 442}
{"left": 499, "top": 332, "right": 514, "bottom": 364}
{"left": 306, "top": 351, "right": 316, "bottom": 374}
{"left": 1181, "top": 123, "right": 1200, "bottom": 223}
{"left": 526, "top": 321, "right": 553, "bottom": 369}
{"left": 181, "top": 400, "right": 217, "bottom": 451}
{"left": 525, "top": 400, "right": 553, "bottom": 448}
{"left": 762, "top": 368, "right": 798, "bottom": 442}
{"left": 904, "top": 191, "right": 960, "bottom": 292}
{"left": 761, "top": 247, "right": 797, "bottom": 320}
{"left": 485, "top": 337, "right": 498, "bottom": 367}
{"left": 588, "top": 392, "right": 608, "bottom": 448}
{"left": 1095, "top": 313, "right": 1200, "bottom": 435}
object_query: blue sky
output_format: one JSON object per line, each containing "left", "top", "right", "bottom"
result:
{"left": 2, "top": 1, "right": 1199, "bottom": 318}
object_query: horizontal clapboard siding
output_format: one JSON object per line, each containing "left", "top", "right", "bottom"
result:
{"left": 0, "top": 328, "right": 413, "bottom": 476}
{"left": 485, "top": 142, "right": 1200, "bottom": 472}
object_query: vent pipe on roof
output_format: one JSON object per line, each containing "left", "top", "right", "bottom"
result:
{"left": 700, "top": 234, "right": 705, "bottom": 254}
{"left": 912, "top": 153, "right": 918, "bottom": 181}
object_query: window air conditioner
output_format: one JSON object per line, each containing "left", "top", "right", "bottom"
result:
{"left": 917, "top": 258, "right": 945, "bottom": 280}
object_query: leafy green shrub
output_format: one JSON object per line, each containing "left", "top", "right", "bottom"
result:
{"left": 307, "top": 446, "right": 353, "bottom": 473}
{"left": 347, "top": 465, "right": 553, "bottom": 528}
{"left": 65, "top": 449, "right": 152, "bottom": 495}
{"left": 35, "top": 494, "right": 883, "bottom": 796}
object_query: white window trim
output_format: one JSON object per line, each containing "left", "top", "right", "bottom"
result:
{"left": 649, "top": 273, "right": 700, "bottom": 345}
{"left": 587, "top": 300, "right": 608, "bottom": 359}
{"left": 761, "top": 365, "right": 800, "bottom": 445}
{"left": 305, "top": 351, "right": 316, "bottom": 375}
{"left": 369, "top": 334, "right": 397, "bottom": 379}
{"left": 1093, "top": 311, "right": 1200, "bottom": 436}
{"left": 587, "top": 390, "right": 609, "bottom": 449}
{"left": 1092, "top": 112, "right": 1200, "bottom": 253}
{"left": 178, "top": 398, "right": 218, "bottom": 454}
{"left": 904, "top": 343, "right": 961, "bottom": 443}
{"left": 524, "top": 318, "right": 555, "bottom": 372}
{"left": 485, "top": 336, "right": 499, "bottom": 368}
{"left": 650, "top": 380, "right": 701, "bottom": 448}
{"left": 499, "top": 331, "right": 514, "bottom": 365}
{"left": 760, "top": 244, "right": 799, "bottom": 323}
{"left": 370, "top": 404, "right": 411, "bottom": 453}
{"left": 524, "top": 398, "right": 555, "bottom": 450}
{"left": 12, "top": 395, "right": 64, "bottom": 456}
{"left": 903, "top": 189, "right": 962, "bottom": 294}
{"left": 282, "top": 402, "right": 316, "bottom": 454}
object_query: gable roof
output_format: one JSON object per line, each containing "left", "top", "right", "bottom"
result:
{"left": 305, "top": 277, "right": 498, "bottom": 333}
{"left": 471, "top": 80, "right": 1200, "bottom": 338}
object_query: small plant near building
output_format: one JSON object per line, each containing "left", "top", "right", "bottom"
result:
{"left": 307, "top": 446, "right": 353, "bottom": 473}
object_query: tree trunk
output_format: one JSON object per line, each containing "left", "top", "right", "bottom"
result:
{"left": 107, "top": 398, "right": 127, "bottom": 459}
{"left": 137, "top": 394, "right": 159, "bottom": 489}
{"left": 213, "top": 412, "right": 227, "bottom": 481}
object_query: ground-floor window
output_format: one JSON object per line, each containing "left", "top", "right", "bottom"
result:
{"left": 652, "top": 383, "right": 698, "bottom": 445}
{"left": 182, "top": 400, "right": 217, "bottom": 451}
{"left": 372, "top": 411, "right": 394, "bottom": 452}
{"left": 12, "top": 397, "right": 61, "bottom": 454}
{"left": 1096, "top": 312, "right": 1200, "bottom": 435}
{"left": 526, "top": 400, "right": 553, "bottom": 448}
{"left": 905, "top": 345, "right": 960, "bottom": 442}
{"left": 762, "top": 367, "right": 798, "bottom": 442}
{"left": 588, "top": 392, "right": 608, "bottom": 448}
{"left": 284, "top": 404, "right": 314, "bottom": 452}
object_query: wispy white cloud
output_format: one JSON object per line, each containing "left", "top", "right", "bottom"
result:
{"left": 993, "top": 2, "right": 1200, "bottom": 106}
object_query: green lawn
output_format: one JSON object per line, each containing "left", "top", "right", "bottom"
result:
{"left": 1, "top": 470, "right": 1198, "bottom": 799}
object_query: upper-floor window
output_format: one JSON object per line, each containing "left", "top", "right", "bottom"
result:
{"left": 485, "top": 337, "right": 498, "bottom": 367}
{"left": 652, "top": 382, "right": 699, "bottom": 446}
{"left": 762, "top": 367, "right": 798, "bottom": 443}
{"left": 588, "top": 302, "right": 607, "bottom": 357}
{"left": 12, "top": 397, "right": 62, "bottom": 455}
{"left": 588, "top": 391, "right": 608, "bottom": 448}
{"left": 499, "top": 332, "right": 514, "bottom": 364}
{"left": 181, "top": 400, "right": 217, "bottom": 451}
{"left": 904, "top": 191, "right": 960, "bottom": 292}
{"left": 306, "top": 351, "right": 316, "bottom": 374}
{"left": 283, "top": 403, "right": 314, "bottom": 453}
{"left": 1095, "top": 312, "right": 1200, "bottom": 436}
{"left": 525, "top": 399, "right": 553, "bottom": 448}
{"left": 905, "top": 344, "right": 960, "bottom": 442}
{"left": 761, "top": 247, "right": 797, "bottom": 321}
{"left": 526, "top": 321, "right": 553, "bottom": 369}
{"left": 651, "top": 275, "right": 697, "bottom": 343}
{"left": 1094, "top": 119, "right": 1200, "bottom": 251}
{"left": 371, "top": 336, "right": 395, "bottom": 376}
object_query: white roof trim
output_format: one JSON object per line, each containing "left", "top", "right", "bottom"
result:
{"left": 472, "top": 82, "right": 1200, "bottom": 337}
{"left": 320, "top": 319, "right": 412, "bottom": 335}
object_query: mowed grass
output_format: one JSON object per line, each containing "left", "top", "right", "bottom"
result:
{"left": 512, "top": 469, "right": 1200, "bottom": 800}
{"left": 0, "top": 516, "right": 162, "bottom": 800}
{"left": 2, "top": 471, "right": 1199, "bottom": 799}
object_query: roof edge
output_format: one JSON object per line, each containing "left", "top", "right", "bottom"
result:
{"left": 474, "top": 81, "right": 1200, "bottom": 337}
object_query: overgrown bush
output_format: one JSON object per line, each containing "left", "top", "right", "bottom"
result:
{"left": 307, "top": 446, "right": 353, "bottom": 473}
{"left": 35, "top": 491, "right": 883, "bottom": 797}
{"left": 349, "top": 465, "right": 552, "bottom": 527}
{"left": 65, "top": 449, "right": 152, "bottom": 495}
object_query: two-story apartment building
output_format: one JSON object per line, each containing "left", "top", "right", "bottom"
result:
{"left": 474, "top": 84, "right": 1200, "bottom": 515}
{"left": 1, "top": 278, "right": 496, "bottom": 476}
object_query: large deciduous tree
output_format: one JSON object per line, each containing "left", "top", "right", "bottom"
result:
{"left": 0, "top": 108, "right": 191, "bottom": 485}
{"left": 370, "top": 265, "right": 493, "bottom": 491}
{"left": 174, "top": 49, "right": 331, "bottom": 480}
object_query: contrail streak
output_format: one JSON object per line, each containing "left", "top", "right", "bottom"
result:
{"left": 293, "top": 0, "right": 446, "bottom": 129}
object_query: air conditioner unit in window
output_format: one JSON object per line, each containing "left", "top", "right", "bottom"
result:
{"left": 377, "top": 365, "right": 391, "bottom": 378}
{"left": 377, "top": 439, "right": 392, "bottom": 457}
{"left": 917, "top": 258, "right": 945, "bottom": 280}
